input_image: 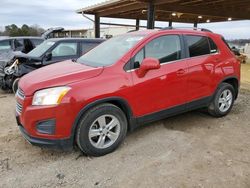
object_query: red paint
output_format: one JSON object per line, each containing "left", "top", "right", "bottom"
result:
{"left": 16, "top": 29, "right": 240, "bottom": 141}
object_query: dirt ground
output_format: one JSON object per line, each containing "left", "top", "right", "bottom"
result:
{"left": 241, "top": 61, "right": 250, "bottom": 89}
{"left": 1, "top": 61, "right": 250, "bottom": 188}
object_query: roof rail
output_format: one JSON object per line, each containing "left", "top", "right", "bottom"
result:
{"left": 161, "top": 27, "right": 213, "bottom": 33}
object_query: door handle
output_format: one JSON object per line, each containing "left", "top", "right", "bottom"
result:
{"left": 177, "top": 69, "right": 185, "bottom": 76}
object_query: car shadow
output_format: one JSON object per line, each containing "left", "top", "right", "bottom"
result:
{"left": 128, "top": 110, "right": 215, "bottom": 135}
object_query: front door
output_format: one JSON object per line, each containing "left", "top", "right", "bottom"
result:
{"left": 129, "top": 34, "right": 188, "bottom": 117}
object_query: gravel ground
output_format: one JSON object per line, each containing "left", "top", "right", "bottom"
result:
{"left": 241, "top": 62, "right": 250, "bottom": 89}
{"left": 0, "top": 65, "right": 250, "bottom": 187}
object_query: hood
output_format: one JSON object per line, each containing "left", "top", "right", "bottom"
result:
{"left": 41, "top": 27, "right": 64, "bottom": 39}
{"left": 0, "top": 51, "right": 41, "bottom": 67}
{"left": 13, "top": 51, "right": 42, "bottom": 61}
{"left": 19, "top": 60, "right": 103, "bottom": 96}
{"left": 0, "top": 50, "right": 15, "bottom": 62}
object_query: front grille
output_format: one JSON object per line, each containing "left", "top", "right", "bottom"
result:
{"left": 17, "top": 87, "right": 25, "bottom": 100}
{"left": 16, "top": 101, "right": 23, "bottom": 115}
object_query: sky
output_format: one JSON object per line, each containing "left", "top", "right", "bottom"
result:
{"left": 0, "top": 0, "right": 250, "bottom": 39}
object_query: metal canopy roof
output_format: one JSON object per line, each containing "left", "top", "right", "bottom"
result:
{"left": 76, "top": 0, "right": 250, "bottom": 23}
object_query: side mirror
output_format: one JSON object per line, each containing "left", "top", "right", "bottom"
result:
{"left": 44, "top": 52, "right": 52, "bottom": 61}
{"left": 136, "top": 58, "right": 160, "bottom": 78}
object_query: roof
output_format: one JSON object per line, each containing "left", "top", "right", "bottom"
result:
{"left": 125, "top": 28, "right": 220, "bottom": 37}
{"left": 0, "top": 36, "right": 43, "bottom": 40}
{"left": 63, "top": 29, "right": 88, "bottom": 32}
{"left": 76, "top": 0, "right": 250, "bottom": 23}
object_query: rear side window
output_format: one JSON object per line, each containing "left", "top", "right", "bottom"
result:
{"left": 81, "top": 42, "right": 99, "bottom": 55}
{"left": 185, "top": 35, "right": 210, "bottom": 57}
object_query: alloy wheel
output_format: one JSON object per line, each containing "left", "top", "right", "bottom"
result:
{"left": 88, "top": 115, "right": 121, "bottom": 149}
{"left": 218, "top": 89, "right": 233, "bottom": 113}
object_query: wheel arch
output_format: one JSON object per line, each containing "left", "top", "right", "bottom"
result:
{"left": 220, "top": 76, "right": 239, "bottom": 99}
{"left": 71, "top": 97, "right": 135, "bottom": 143}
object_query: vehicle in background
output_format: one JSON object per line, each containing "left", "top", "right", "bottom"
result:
{"left": 41, "top": 27, "right": 64, "bottom": 39}
{"left": 0, "top": 37, "right": 44, "bottom": 55}
{"left": 0, "top": 37, "right": 44, "bottom": 87}
{"left": 0, "top": 38, "right": 104, "bottom": 93}
{"left": 0, "top": 27, "right": 65, "bottom": 59}
{"left": 16, "top": 28, "right": 240, "bottom": 156}
{"left": 231, "top": 46, "right": 248, "bottom": 63}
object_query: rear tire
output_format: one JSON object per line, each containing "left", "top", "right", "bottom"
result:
{"left": 208, "top": 83, "right": 235, "bottom": 117}
{"left": 76, "top": 103, "right": 128, "bottom": 156}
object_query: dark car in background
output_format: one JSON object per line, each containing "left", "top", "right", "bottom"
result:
{"left": 0, "top": 38, "right": 104, "bottom": 92}
{"left": 0, "top": 37, "right": 44, "bottom": 55}
{"left": 0, "top": 27, "right": 65, "bottom": 59}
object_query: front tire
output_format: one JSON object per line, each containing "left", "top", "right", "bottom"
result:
{"left": 208, "top": 83, "right": 235, "bottom": 117}
{"left": 76, "top": 103, "right": 128, "bottom": 156}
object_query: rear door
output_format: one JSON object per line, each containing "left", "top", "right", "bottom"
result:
{"left": 184, "top": 35, "right": 219, "bottom": 103}
{"left": 129, "top": 34, "right": 188, "bottom": 117}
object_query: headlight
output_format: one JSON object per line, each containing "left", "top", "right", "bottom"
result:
{"left": 32, "top": 86, "right": 71, "bottom": 106}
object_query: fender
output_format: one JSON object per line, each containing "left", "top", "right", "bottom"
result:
{"left": 70, "top": 96, "right": 136, "bottom": 143}
{"left": 216, "top": 75, "right": 239, "bottom": 99}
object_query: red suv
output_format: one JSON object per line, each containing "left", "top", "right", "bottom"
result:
{"left": 16, "top": 28, "right": 240, "bottom": 156}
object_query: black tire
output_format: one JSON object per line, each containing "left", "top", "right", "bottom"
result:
{"left": 208, "top": 83, "right": 235, "bottom": 117}
{"left": 76, "top": 103, "right": 128, "bottom": 156}
{"left": 12, "top": 78, "right": 20, "bottom": 94}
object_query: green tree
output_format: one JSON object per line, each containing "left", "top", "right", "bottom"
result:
{"left": 5, "top": 24, "right": 19, "bottom": 36}
{"left": 21, "top": 24, "right": 30, "bottom": 36}
{"left": 2, "top": 24, "right": 45, "bottom": 36}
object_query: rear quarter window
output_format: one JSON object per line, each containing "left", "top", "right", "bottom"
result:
{"left": 208, "top": 37, "right": 218, "bottom": 54}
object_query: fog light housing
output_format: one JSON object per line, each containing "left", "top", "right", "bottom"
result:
{"left": 36, "top": 119, "right": 56, "bottom": 135}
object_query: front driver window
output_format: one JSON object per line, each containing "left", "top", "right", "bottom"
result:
{"left": 133, "top": 35, "right": 181, "bottom": 68}
{"left": 52, "top": 42, "right": 77, "bottom": 57}
{"left": 134, "top": 48, "right": 144, "bottom": 69}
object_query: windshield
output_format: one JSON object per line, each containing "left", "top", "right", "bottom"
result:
{"left": 78, "top": 34, "right": 145, "bottom": 67}
{"left": 28, "top": 40, "right": 55, "bottom": 57}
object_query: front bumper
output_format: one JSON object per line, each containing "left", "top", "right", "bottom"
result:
{"left": 17, "top": 116, "right": 73, "bottom": 151}
{"left": 15, "top": 86, "right": 84, "bottom": 151}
